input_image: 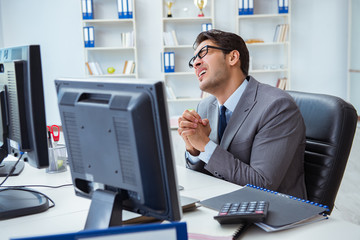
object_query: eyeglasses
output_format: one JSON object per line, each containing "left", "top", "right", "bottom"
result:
{"left": 188, "top": 45, "right": 233, "bottom": 68}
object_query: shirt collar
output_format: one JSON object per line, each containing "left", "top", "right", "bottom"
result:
{"left": 219, "top": 78, "right": 248, "bottom": 112}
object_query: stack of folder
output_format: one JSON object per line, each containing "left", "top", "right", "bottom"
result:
{"left": 238, "top": 0, "right": 254, "bottom": 15}
{"left": 163, "top": 52, "right": 175, "bottom": 73}
{"left": 117, "top": 0, "right": 133, "bottom": 19}
{"left": 201, "top": 23, "right": 212, "bottom": 32}
{"left": 82, "top": 0, "right": 93, "bottom": 19}
{"left": 83, "top": 26, "right": 95, "bottom": 48}
{"left": 278, "top": 0, "right": 289, "bottom": 14}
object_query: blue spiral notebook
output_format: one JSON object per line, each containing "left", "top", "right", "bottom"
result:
{"left": 200, "top": 184, "right": 329, "bottom": 232}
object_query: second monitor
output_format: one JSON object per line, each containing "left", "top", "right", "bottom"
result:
{"left": 56, "top": 78, "right": 182, "bottom": 229}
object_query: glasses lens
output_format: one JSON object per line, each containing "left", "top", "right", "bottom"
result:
{"left": 189, "top": 46, "right": 208, "bottom": 68}
{"left": 198, "top": 46, "right": 208, "bottom": 58}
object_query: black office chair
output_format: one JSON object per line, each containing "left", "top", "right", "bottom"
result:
{"left": 287, "top": 91, "right": 357, "bottom": 213}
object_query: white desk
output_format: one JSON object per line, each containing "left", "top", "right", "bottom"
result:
{"left": 1, "top": 163, "right": 360, "bottom": 240}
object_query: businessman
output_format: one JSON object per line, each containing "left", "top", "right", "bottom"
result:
{"left": 178, "top": 29, "right": 307, "bottom": 198}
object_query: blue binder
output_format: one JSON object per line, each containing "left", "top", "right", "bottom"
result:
{"left": 123, "top": 0, "right": 129, "bottom": 18}
{"left": 243, "top": 0, "right": 248, "bottom": 15}
{"left": 128, "top": 0, "right": 133, "bottom": 18}
{"left": 248, "top": 0, "right": 254, "bottom": 15}
{"left": 238, "top": 0, "right": 244, "bottom": 15}
{"left": 169, "top": 52, "right": 175, "bottom": 72}
{"left": 117, "top": 0, "right": 124, "bottom": 18}
{"left": 88, "top": 26, "right": 95, "bottom": 47}
{"left": 87, "top": 0, "right": 93, "bottom": 19}
{"left": 10, "top": 222, "right": 188, "bottom": 240}
{"left": 83, "top": 27, "right": 89, "bottom": 47}
{"left": 82, "top": 0, "right": 87, "bottom": 19}
{"left": 164, "top": 52, "right": 170, "bottom": 73}
{"left": 284, "top": 0, "right": 289, "bottom": 13}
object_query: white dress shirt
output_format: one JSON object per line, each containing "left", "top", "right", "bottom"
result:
{"left": 187, "top": 79, "right": 248, "bottom": 164}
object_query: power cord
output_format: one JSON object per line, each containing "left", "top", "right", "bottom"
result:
{"left": 0, "top": 183, "right": 73, "bottom": 188}
{"left": 0, "top": 153, "right": 24, "bottom": 186}
{"left": 0, "top": 153, "right": 73, "bottom": 209}
{"left": 0, "top": 187, "right": 56, "bottom": 208}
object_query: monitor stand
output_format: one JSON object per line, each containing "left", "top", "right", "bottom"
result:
{"left": 0, "top": 160, "right": 25, "bottom": 177}
{"left": 0, "top": 188, "right": 50, "bottom": 220}
{"left": 84, "top": 189, "right": 124, "bottom": 230}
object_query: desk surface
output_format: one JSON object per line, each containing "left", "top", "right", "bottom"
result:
{"left": 1, "top": 162, "right": 360, "bottom": 240}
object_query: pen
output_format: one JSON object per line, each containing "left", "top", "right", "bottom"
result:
{"left": 47, "top": 130, "right": 53, "bottom": 148}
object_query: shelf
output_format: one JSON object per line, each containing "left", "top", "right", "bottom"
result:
{"left": 237, "top": 13, "right": 289, "bottom": 19}
{"left": 163, "top": 17, "right": 213, "bottom": 22}
{"left": 250, "top": 69, "right": 289, "bottom": 74}
{"left": 164, "top": 72, "right": 194, "bottom": 76}
{"left": 246, "top": 42, "right": 289, "bottom": 47}
{"left": 88, "top": 73, "right": 136, "bottom": 78}
{"left": 83, "top": 19, "right": 134, "bottom": 23}
{"left": 163, "top": 45, "right": 193, "bottom": 49}
{"left": 85, "top": 47, "right": 135, "bottom": 51}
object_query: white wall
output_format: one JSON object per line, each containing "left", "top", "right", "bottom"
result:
{"left": 0, "top": 0, "right": 349, "bottom": 124}
{"left": 0, "top": 0, "right": 85, "bottom": 124}
{"left": 291, "top": 0, "right": 348, "bottom": 97}
{"left": 0, "top": 1, "right": 3, "bottom": 47}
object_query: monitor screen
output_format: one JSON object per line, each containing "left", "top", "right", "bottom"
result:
{"left": 56, "top": 78, "right": 182, "bottom": 229}
{"left": 0, "top": 45, "right": 50, "bottom": 220}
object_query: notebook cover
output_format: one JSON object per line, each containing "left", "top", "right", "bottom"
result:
{"left": 200, "top": 185, "right": 329, "bottom": 228}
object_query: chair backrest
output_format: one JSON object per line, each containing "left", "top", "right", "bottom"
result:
{"left": 287, "top": 91, "right": 357, "bottom": 213}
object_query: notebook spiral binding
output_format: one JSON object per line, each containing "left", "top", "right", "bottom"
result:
{"left": 245, "top": 184, "right": 330, "bottom": 212}
{"left": 232, "top": 222, "right": 252, "bottom": 240}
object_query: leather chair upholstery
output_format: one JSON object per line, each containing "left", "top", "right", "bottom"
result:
{"left": 287, "top": 91, "right": 357, "bottom": 213}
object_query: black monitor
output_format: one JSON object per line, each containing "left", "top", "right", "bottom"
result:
{"left": 0, "top": 45, "right": 50, "bottom": 220}
{"left": 56, "top": 78, "right": 182, "bottom": 229}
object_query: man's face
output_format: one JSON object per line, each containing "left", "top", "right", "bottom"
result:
{"left": 192, "top": 40, "right": 230, "bottom": 94}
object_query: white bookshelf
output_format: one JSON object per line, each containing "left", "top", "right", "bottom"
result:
{"left": 236, "top": 0, "right": 291, "bottom": 89}
{"left": 81, "top": 0, "right": 138, "bottom": 78}
{"left": 161, "top": 0, "right": 214, "bottom": 118}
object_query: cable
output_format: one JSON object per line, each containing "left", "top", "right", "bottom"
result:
{"left": 0, "top": 153, "right": 72, "bottom": 209}
{"left": 0, "top": 186, "right": 56, "bottom": 208}
{"left": 0, "top": 153, "right": 24, "bottom": 186}
{"left": 0, "top": 183, "right": 73, "bottom": 189}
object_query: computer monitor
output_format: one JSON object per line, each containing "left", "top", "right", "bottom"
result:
{"left": 56, "top": 78, "right": 182, "bottom": 229}
{"left": 0, "top": 45, "right": 50, "bottom": 220}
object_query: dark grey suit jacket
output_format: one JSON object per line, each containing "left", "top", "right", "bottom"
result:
{"left": 186, "top": 76, "right": 307, "bottom": 198}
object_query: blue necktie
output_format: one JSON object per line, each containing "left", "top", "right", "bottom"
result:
{"left": 218, "top": 105, "right": 227, "bottom": 141}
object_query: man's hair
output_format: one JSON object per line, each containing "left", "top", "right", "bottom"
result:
{"left": 193, "top": 29, "right": 249, "bottom": 76}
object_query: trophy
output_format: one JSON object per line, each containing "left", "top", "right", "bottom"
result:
{"left": 194, "top": 0, "right": 207, "bottom": 17}
{"left": 166, "top": 1, "right": 175, "bottom": 18}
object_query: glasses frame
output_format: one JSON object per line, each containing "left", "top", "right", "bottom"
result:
{"left": 188, "top": 45, "right": 233, "bottom": 68}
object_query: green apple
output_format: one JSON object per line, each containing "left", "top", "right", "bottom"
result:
{"left": 107, "top": 67, "right": 115, "bottom": 74}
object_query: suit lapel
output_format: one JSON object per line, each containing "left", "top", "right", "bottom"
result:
{"left": 208, "top": 99, "right": 219, "bottom": 143}
{"left": 220, "top": 77, "right": 259, "bottom": 149}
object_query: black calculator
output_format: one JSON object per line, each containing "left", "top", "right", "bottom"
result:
{"left": 214, "top": 201, "right": 269, "bottom": 224}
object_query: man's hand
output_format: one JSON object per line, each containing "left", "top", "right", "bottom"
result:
{"left": 187, "top": 121, "right": 211, "bottom": 152}
{"left": 177, "top": 109, "right": 210, "bottom": 154}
